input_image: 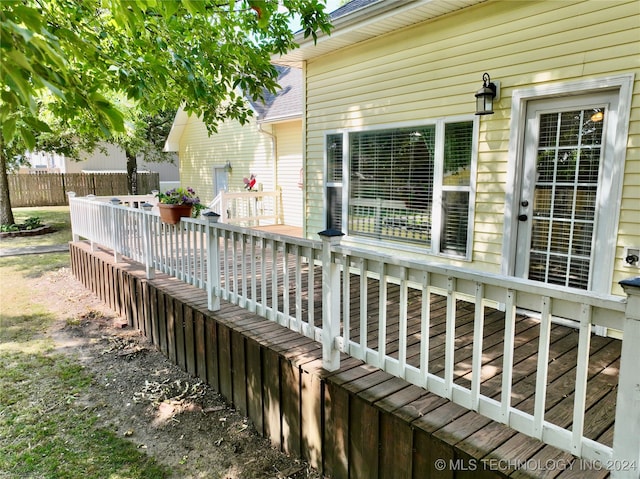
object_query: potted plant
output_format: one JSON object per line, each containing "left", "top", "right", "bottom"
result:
{"left": 156, "top": 187, "right": 203, "bottom": 224}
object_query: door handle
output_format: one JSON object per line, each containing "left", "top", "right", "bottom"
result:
{"left": 518, "top": 214, "right": 528, "bottom": 221}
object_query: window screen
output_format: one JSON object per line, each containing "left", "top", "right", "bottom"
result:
{"left": 441, "top": 122, "right": 473, "bottom": 255}
{"left": 348, "top": 126, "right": 435, "bottom": 245}
{"left": 326, "top": 134, "right": 343, "bottom": 230}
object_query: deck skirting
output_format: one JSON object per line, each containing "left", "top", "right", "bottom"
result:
{"left": 70, "top": 241, "right": 606, "bottom": 479}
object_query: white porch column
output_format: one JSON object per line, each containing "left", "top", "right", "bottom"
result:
{"left": 612, "top": 277, "right": 640, "bottom": 479}
{"left": 319, "top": 229, "right": 344, "bottom": 372}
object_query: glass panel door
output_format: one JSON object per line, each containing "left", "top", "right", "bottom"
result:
{"left": 515, "top": 93, "right": 614, "bottom": 290}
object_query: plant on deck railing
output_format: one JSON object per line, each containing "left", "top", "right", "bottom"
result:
{"left": 156, "top": 187, "right": 204, "bottom": 218}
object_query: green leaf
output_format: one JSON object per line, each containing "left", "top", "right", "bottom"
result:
{"left": 12, "top": 5, "right": 42, "bottom": 33}
{"left": 3, "top": 68, "right": 33, "bottom": 108}
{"left": 101, "top": 106, "right": 125, "bottom": 132}
{"left": 40, "top": 79, "right": 67, "bottom": 101}
{"left": 2, "top": 117, "right": 17, "bottom": 141}
{"left": 182, "top": 0, "right": 206, "bottom": 15}
{"left": 162, "top": 1, "right": 181, "bottom": 18}
{"left": 19, "top": 126, "right": 36, "bottom": 150}
{"left": 5, "top": 20, "right": 34, "bottom": 44}
{"left": 23, "top": 116, "right": 52, "bottom": 133}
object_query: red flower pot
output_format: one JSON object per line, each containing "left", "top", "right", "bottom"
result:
{"left": 158, "top": 204, "right": 193, "bottom": 225}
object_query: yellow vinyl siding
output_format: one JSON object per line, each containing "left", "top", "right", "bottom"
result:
{"left": 177, "top": 115, "right": 304, "bottom": 228}
{"left": 304, "top": 0, "right": 639, "bottom": 282}
{"left": 273, "top": 120, "right": 304, "bottom": 227}
{"left": 178, "top": 115, "right": 271, "bottom": 205}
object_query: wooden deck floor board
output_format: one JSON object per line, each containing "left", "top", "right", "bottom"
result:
{"left": 457, "top": 420, "right": 520, "bottom": 463}
{"left": 484, "top": 432, "right": 548, "bottom": 476}
{"left": 413, "top": 400, "right": 471, "bottom": 434}
{"left": 394, "top": 393, "right": 450, "bottom": 424}
{"left": 343, "top": 369, "right": 395, "bottom": 395}
{"left": 373, "top": 384, "right": 429, "bottom": 414}
{"left": 358, "top": 376, "right": 413, "bottom": 404}
{"left": 455, "top": 323, "right": 576, "bottom": 392}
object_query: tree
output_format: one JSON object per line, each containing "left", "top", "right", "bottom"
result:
{"left": 1, "top": 0, "right": 332, "bottom": 223}
{"left": 110, "top": 106, "right": 176, "bottom": 195}
{"left": 0, "top": 96, "right": 103, "bottom": 225}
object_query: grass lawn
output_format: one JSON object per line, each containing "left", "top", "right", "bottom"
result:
{"left": 0, "top": 254, "right": 170, "bottom": 478}
{"left": 0, "top": 206, "right": 72, "bottom": 250}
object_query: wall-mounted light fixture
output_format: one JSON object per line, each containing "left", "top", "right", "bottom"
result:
{"left": 590, "top": 109, "right": 604, "bottom": 122}
{"left": 224, "top": 161, "right": 233, "bottom": 173}
{"left": 475, "top": 72, "right": 500, "bottom": 115}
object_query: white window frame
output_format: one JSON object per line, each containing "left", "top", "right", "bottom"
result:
{"left": 324, "top": 115, "right": 479, "bottom": 260}
{"left": 324, "top": 132, "right": 345, "bottom": 231}
{"left": 502, "top": 74, "right": 634, "bottom": 294}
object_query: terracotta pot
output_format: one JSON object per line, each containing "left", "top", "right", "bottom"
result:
{"left": 158, "top": 203, "right": 193, "bottom": 225}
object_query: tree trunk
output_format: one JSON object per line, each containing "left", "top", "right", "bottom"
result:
{"left": 126, "top": 151, "right": 137, "bottom": 195}
{"left": 0, "top": 147, "right": 16, "bottom": 226}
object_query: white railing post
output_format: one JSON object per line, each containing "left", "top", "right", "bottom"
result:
{"left": 611, "top": 277, "right": 640, "bottom": 479}
{"left": 67, "top": 192, "right": 80, "bottom": 242}
{"left": 204, "top": 212, "right": 221, "bottom": 311}
{"left": 319, "top": 229, "right": 344, "bottom": 372}
{"left": 141, "top": 203, "right": 155, "bottom": 279}
{"left": 84, "top": 195, "right": 97, "bottom": 252}
{"left": 109, "top": 198, "right": 122, "bottom": 263}
{"left": 221, "top": 191, "right": 229, "bottom": 223}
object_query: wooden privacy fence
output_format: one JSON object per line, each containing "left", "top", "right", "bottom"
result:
{"left": 8, "top": 172, "right": 160, "bottom": 207}
{"left": 68, "top": 195, "right": 640, "bottom": 477}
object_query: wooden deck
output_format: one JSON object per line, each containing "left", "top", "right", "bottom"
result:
{"left": 69, "top": 240, "right": 620, "bottom": 479}
{"left": 251, "top": 224, "right": 304, "bottom": 238}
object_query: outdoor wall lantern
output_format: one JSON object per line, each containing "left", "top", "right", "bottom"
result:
{"left": 224, "top": 161, "right": 233, "bottom": 173}
{"left": 475, "top": 72, "right": 500, "bottom": 115}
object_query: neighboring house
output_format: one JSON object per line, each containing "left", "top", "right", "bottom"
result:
{"left": 22, "top": 143, "right": 180, "bottom": 191}
{"left": 273, "top": 0, "right": 639, "bottom": 299}
{"left": 164, "top": 66, "right": 304, "bottom": 228}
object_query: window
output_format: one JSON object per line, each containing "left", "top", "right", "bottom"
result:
{"left": 349, "top": 126, "right": 436, "bottom": 244}
{"left": 325, "top": 119, "right": 476, "bottom": 257}
{"left": 440, "top": 122, "right": 474, "bottom": 255}
{"left": 326, "top": 133, "right": 343, "bottom": 230}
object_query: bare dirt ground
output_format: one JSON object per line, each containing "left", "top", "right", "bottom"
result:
{"left": 32, "top": 266, "right": 324, "bottom": 479}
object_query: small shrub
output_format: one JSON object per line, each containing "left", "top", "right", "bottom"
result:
{"left": 24, "top": 217, "right": 42, "bottom": 230}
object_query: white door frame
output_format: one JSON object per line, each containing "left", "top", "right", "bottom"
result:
{"left": 501, "top": 74, "right": 634, "bottom": 295}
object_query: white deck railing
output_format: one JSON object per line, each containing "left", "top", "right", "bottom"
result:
{"left": 68, "top": 195, "right": 640, "bottom": 477}
{"left": 208, "top": 190, "right": 281, "bottom": 226}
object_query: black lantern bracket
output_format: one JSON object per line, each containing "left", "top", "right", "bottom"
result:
{"left": 475, "top": 72, "right": 500, "bottom": 115}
